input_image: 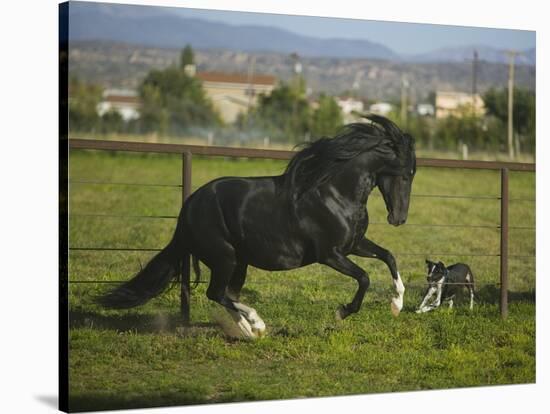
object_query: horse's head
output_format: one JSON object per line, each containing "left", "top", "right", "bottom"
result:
{"left": 376, "top": 132, "right": 416, "bottom": 226}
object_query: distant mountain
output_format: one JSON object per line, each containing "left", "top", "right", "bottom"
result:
{"left": 68, "top": 2, "right": 397, "bottom": 60}
{"left": 68, "top": 2, "right": 535, "bottom": 66}
{"left": 68, "top": 41, "right": 536, "bottom": 102}
{"left": 408, "top": 45, "right": 535, "bottom": 65}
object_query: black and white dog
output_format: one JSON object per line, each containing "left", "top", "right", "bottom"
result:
{"left": 416, "top": 260, "right": 475, "bottom": 313}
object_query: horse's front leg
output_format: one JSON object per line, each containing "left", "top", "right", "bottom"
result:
{"left": 351, "top": 238, "right": 405, "bottom": 316}
{"left": 323, "top": 249, "right": 370, "bottom": 320}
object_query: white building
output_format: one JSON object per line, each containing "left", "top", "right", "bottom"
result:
{"left": 369, "top": 102, "right": 394, "bottom": 116}
{"left": 196, "top": 72, "right": 276, "bottom": 123}
{"left": 417, "top": 103, "right": 435, "bottom": 117}
{"left": 336, "top": 97, "right": 365, "bottom": 123}
{"left": 97, "top": 89, "right": 140, "bottom": 121}
{"left": 435, "top": 91, "right": 485, "bottom": 119}
{"left": 96, "top": 72, "right": 279, "bottom": 125}
{"left": 336, "top": 97, "right": 364, "bottom": 115}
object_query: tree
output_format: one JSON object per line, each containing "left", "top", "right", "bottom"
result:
{"left": 100, "top": 110, "right": 125, "bottom": 134}
{"left": 310, "top": 94, "right": 343, "bottom": 138}
{"left": 248, "top": 81, "right": 310, "bottom": 143}
{"left": 68, "top": 76, "right": 102, "bottom": 132}
{"left": 180, "top": 44, "right": 195, "bottom": 69}
{"left": 404, "top": 114, "right": 433, "bottom": 150}
{"left": 138, "top": 48, "right": 220, "bottom": 135}
{"left": 484, "top": 87, "right": 535, "bottom": 133}
{"left": 483, "top": 87, "right": 535, "bottom": 151}
{"left": 433, "top": 110, "right": 480, "bottom": 150}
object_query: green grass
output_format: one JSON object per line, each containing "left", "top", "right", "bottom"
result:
{"left": 67, "top": 150, "right": 535, "bottom": 412}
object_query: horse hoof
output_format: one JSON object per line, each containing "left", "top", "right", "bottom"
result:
{"left": 390, "top": 300, "right": 401, "bottom": 317}
{"left": 251, "top": 322, "right": 266, "bottom": 338}
{"left": 335, "top": 305, "right": 347, "bottom": 321}
{"left": 253, "top": 328, "right": 266, "bottom": 338}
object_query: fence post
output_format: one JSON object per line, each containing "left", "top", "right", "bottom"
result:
{"left": 500, "top": 168, "right": 509, "bottom": 319}
{"left": 181, "top": 151, "right": 193, "bottom": 325}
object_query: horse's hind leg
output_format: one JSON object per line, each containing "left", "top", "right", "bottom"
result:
{"left": 226, "top": 262, "right": 248, "bottom": 301}
{"left": 227, "top": 262, "right": 266, "bottom": 337}
{"left": 207, "top": 260, "right": 265, "bottom": 339}
{"left": 231, "top": 302, "right": 266, "bottom": 337}
{"left": 219, "top": 295, "right": 266, "bottom": 338}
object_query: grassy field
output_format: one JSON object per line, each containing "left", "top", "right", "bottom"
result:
{"left": 68, "top": 150, "right": 535, "bottom": 412}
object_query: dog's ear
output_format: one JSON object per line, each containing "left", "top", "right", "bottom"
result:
{"left": 425, "top": 259, "right": 431, "bottom": 265}
{"left": 438, "top": 261, "right": 445, "bottom": 268}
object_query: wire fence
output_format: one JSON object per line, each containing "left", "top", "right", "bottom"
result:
{"left": 67, "top": 139, "right": 536, "bottom": 320}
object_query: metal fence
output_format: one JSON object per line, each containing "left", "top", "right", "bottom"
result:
{"left": 68, "top": 138, "right": 536, "bottom": 321}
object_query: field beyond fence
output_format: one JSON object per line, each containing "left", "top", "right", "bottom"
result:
{"left": 66, "top": 141, "right": 535, "bottom": 412}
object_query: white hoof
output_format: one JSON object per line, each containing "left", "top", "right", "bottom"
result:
{"left": 391, "top": 297, "right": 403, "bottom": 317}
{"left": 225, "top": 309, "right": 258, "bottom": 339}
{"left": 251, "top": 323, "right": 266, "bottom": 338}
{"left": 247, "top": 311, "right": 266, "bottom": 338}
{"left": 391, "top": 273, "right": 405, "bottom": 317}
{"left": 235, "top": 317, "right": 257, "bottom": 339}
{"left": 335, "top": 305, "right": 346, "bottom": 321}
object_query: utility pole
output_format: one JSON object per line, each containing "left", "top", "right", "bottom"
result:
{"left": 472, "top": 50, "right": 478, "bottom": 115}
{"left": 471, "top": 49, "right": 479, "bottom": 145}
{"left": 290, "top": 53, "right": 301, "bottom": 141}
{"left": 352, "top": 70, "right": 364, "bottom": 99}
{"left": 246, "top": 55, "right": 256, "bottom": 114}
{"left": 241, "top": 55, "right": 256, "bottom": 144}
{"left": 290, "top": 53, "right": 301, "bottom": 89}
{"left": 401, "top": 74, "right": 409, "bottom": 126}
{"left": 506, "top": 50, "right": 517, "bottom": 160}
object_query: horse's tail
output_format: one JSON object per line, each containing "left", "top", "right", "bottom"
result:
{"left": 191, "top": 255, "right": 201, "bottom": 289}
{"left": 96, "top": 234, "right": 186, "bottom": 309}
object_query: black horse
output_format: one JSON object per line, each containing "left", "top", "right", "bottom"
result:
{"left": 99, "top": 115, "right": 416, "bottom": 338}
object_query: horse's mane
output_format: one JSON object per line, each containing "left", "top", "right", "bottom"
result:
{"left": 283, "top": 114, "right": 413, "bottom": 200}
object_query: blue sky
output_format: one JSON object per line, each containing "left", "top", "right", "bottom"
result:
{"left": 170, "top": 7, "right": 535, "bottom": 55}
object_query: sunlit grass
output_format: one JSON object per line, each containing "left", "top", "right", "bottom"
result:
{"left": 67, "top": 150, "right": 535, "bottom": 412}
